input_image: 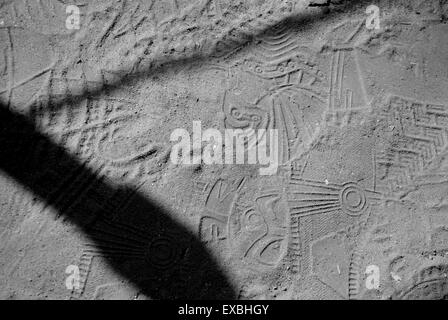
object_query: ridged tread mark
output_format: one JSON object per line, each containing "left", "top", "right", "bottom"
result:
{"left": 348, "top": 250, "right": 362, "bottom": 299}
{"left": 377, "top": 95, "right": 448, "bottom": 193}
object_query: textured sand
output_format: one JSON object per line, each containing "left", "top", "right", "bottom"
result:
{"left": 1, "top": 0, "right": 448, "bottom": 300}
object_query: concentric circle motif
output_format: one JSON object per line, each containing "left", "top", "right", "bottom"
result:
{"left": 339, "top": 183, "right": 367, "bottom": 216}
{"left": 144, "top": 236, "right": 179, "bottom": 270}
{"left": 243, "top": 209, "right": 265, "bottom": 232}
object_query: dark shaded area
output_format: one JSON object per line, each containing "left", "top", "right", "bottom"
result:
{"left": 0, "top": 0, "right": 387, "bottom": 299}
{"left": 0, "top": 103, "right": 235, "bottom": 299}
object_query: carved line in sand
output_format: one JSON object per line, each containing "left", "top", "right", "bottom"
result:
{"left": 0, "top": 26, "right": 56, "bottom": 109}
{"left": 229, "top": 191, "right": 289, "bottom": 268}
{"left": 288, "top": 175, "right": 382, "bottom": 219}
{"left": 28, "top": 74, "right": 166, "bottom": 184}
{"left": 220, "top": 21, "right": 372, "bottom": 165}
{"left": 198, "top": 177, "right": 246, "bottom": 245}
{"left": 394, "top": 264, "right": 448, "bottom": 300}
{"left": 198, "top": 177, "right": 292, "bottom": 270}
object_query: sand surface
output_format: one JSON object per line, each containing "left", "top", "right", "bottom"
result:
{"left": 1, "top": 0, "right": 448, "bottom": 300}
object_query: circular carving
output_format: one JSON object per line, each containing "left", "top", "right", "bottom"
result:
{"left": 339, "top": 183, "right": 367, "bottom": 216}
{"left": 243, "top": 209, "right": 265, "bottom": 232}
{"left": 145, "top": 236, "right": 179, "bottom": 270}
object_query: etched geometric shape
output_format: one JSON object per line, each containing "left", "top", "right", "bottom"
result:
{"left": 198, "top": 177, "right": 246, "bottom": 244}
{"left": 228, "top": 183, "right": 290, "bottom": 269}
{"left": 288, "top": 176, "right": 382, "bottom": 218}
{"left": 326, "top": 48, "right": 370, "bottom": 125}
{"left": 376, "top": 95, "right": 448, "bottom": 193}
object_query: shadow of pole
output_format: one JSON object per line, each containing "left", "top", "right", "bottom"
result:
{"left": 0, "top": 0, "right": 383, "bottom": 299}
{"left": 0, "top": 104, "right": 235, "bottom": 299}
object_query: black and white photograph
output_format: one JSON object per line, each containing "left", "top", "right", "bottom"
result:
{"left": 0, "top": 0, "right": 447, "bottom": 309}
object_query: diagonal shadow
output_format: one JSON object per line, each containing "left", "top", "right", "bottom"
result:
{"left": 0, "top": 0, "right": 385, "bottom": 299}
{"left": 45, "top": 0, "right": 377, "bottom": 111}
{"left": 0, "top": 102, "right": 236, "bottom": 299}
